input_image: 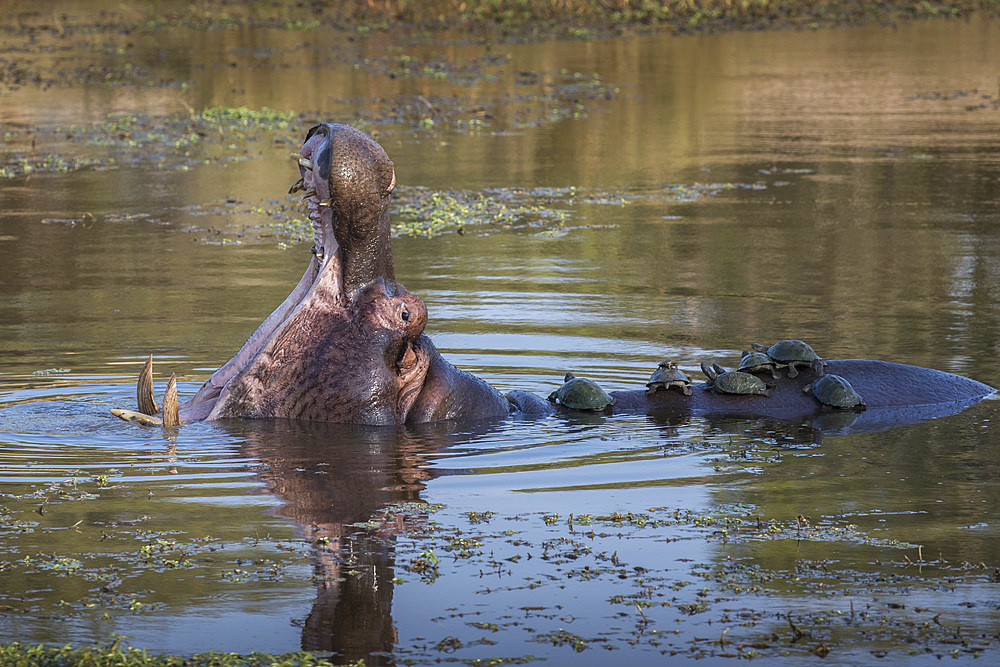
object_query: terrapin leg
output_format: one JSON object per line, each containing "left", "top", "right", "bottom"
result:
{"left": 786, "top": 363, "right": 799, "bottom": 379}
{"left": 137, "top": 354, "right": 159, "bottom": 415}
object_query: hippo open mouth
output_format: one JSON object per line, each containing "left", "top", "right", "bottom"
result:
{"left": 115, "top": 123, "right": 510, "bottom": 427}
{"left": 158, "top": 124, "right": 438, "bottom": 425}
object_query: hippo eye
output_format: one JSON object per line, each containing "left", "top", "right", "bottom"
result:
{"left": 401, "top": 309, "right": 410, "bottom": 322}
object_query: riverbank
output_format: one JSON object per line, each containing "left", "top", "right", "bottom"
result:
{"left": 2, "top": 0, "right": 998, "bottom": 42}
{"left": 331, "top": 0, "right": 1000, "bottom": 36}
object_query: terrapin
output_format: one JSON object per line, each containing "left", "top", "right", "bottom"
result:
{"left": 646, "top": 359, "right": 693, "bottom": 396}
{"left": 802, "top": 374, "right": 865, "bottom": 410}
{"left": 751, "top": 339, "right": 825, "bottom": 378}
{"left": 701, "top": 362, "right": 771, "bottom": 397}
{"left": 737, "top": 350, "right": 779, "bottom": 379}
{"left": 548, "top": 373, "right": 616, "bottom": 412}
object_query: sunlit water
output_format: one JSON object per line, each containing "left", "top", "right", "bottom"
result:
{"left": 3, "top": 4, "right": 1000, "bottom": 663}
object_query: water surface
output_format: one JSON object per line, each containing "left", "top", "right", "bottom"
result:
{"left": 2, "top": 5, "right": 1000, "bottom": 663}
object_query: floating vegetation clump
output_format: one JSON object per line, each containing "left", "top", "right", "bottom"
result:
{"left": 174, "top": 179, "right": 760, "bottom": 247}
{"left": 392, "top": 187, "right": 575, "bottom": 237}
{"left": 352, "top": 52, "right": 509, "bottom": 87}
{"left": 391, "top": 183, "right": 747, "bottom": 236}
{"left": 327, "top": 70, "right": 618, "bottom": 136}
{"left": 0, "top": 153, "right": 116, "bottom": 179}
{"left": 56, "top": 106, "right": 298, "bottom": 150}
{"left": 907, "top": 88, "right": 1000, "bottom": 112}
{"left": 1, "top": 107, "right": 300, "bottom": 179}
{"left": 0, "top": 641, "right": 355, "bottom": 666}
{"left": 198, "top": 106, "right": 299, "bottom": 129}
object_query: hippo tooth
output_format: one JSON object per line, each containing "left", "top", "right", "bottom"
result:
{"left": 288, "top": 177, "right": 305, "bottom": 194}
{"left": 289, "top": 152, "right": 315, "bottom": 170}
{"left": 162, "top": 374, "right": 179, "bottom": 427}
{"left": 318, "top": 198, "right": 332, "bottom": 207}
{"left": 137, "top": 354, "right": 159, "bottom": 415}
{"left": 299, "top": 187, "right": 317, "bottom": 202}
{"left": 110, "top": 408, "right": 163, "bottom": 426}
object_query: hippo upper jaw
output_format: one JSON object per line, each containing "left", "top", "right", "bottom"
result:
{"left": 297, "top": 123, "right": 397, "bottom": 300}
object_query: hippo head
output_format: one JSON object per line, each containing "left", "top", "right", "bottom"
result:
{"left": 188, "top": 124, "right": 511, "bottom": 426}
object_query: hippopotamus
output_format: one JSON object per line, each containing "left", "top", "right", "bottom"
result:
{"left": 113, "top": 123, "right": 994, "bottom": 430}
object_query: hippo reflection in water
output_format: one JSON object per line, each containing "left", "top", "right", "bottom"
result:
{"left": 113, "top": 123, "right": 994, "bottom": 430}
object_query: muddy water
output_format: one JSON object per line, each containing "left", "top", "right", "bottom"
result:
{"left": 3, "top": 4, "right": 1000, "bottom": 663}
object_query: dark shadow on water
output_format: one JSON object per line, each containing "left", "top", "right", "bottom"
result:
{"left": 216, "top": 418, "right": 506, "bottom": 664}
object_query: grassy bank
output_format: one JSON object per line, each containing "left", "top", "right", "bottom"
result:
{"left": 4, "top": 0, "right": 997, "bottom": 41}
{"left": 326, "top": 0, "right": 999, "bottom": 33}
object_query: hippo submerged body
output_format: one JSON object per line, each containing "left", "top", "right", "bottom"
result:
{"left": 114, "top": 123, "right": 994, "bottom": 429}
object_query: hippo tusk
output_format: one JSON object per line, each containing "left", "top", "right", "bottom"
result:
{"left": 288, "top": 177, "right": 305, "bottom": 194}
{"left": 290, "top": 152, "right": 314, "bottom": 170}
{"left": 137, "top": 354, "right": 159, "bottom": 415}
{"left": 299, "top": 187, "right": 317, "bottom": 202}
{"left": 111, "top": 408, "right": 163, "bottom": 426}
{"left": 162, "top": 373, "right": 179, "bottom": 427}
{"left": 113, "top": 366, "right": 179, "bottom": 426}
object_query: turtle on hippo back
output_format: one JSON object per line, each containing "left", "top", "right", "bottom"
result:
{"left": 751, "top": 339, "right": 825, "bottom": 378}
{"left": 646, "top": 359, "right": 693, "bottom": 396}
{"left": 803, "top": 374, "right": 866, "bottom": 411}
{"left": 548, "top": 373, "right": 616, "bottom": 413}
{"left": 700, "top": 362, "right": 772, "bottom": 397}
{"left": 738, "top": 350, "right": 779, "bottom": 379}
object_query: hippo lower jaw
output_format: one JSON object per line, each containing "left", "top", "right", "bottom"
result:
{"left": 404, "top": 341, "right": 513, "bottom": 424}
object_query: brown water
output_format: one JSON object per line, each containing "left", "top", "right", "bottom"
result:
{"left": 2, "top": 4, "right": 1000, "bottom": 663}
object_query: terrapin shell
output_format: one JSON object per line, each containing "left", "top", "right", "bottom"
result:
{"left": 751, "top": 339, "right": 825, "bottom": 378}
{"left": 549, "top": 373, "right": 616, "bottom": 412}
{"left": 738, "top": 350, "right": 778, "bottom": 378}
{"left": 803, "top": 374, "right": 865, "bottom": 410}
{"left": 701, "top": 362, "right": 771, "bottom": 397}
{"left": 646, "top": 359, "right": 693, "bottom": 396}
